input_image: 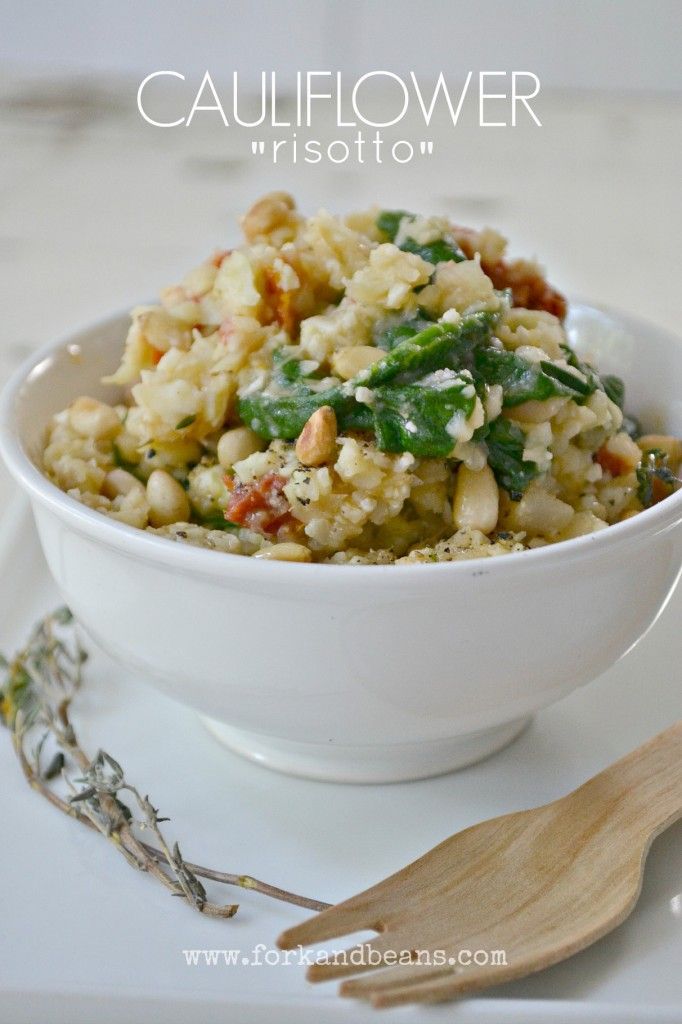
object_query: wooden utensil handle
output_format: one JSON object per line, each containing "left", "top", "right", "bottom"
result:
{"left": 576, "top": 721, "right": 682, "bottom": 839}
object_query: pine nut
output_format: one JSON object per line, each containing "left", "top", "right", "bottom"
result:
{"left": 254, "top": 542, "right": 312, "bottom": 562}
{"left": 295, "top": 406, "right": 337, "bottom": 466}
{"left": 217, "top": 426, "right": 265, "bottom": 470}
{"left": 103, "top": 468, "right": 146, "bottom": 501}
{"left": 146, "top": 469, "right": 190, "bottom": 527}
{"left": 453, "top": 463, "right": 499, "bottom": 534}
{"left": 69, "top": 396, "right": 120, "bottom": 439}
{"left": 331, "top": 346, "right": 384, "bottom": 381}
{"left": 241, "top": 192, "right": 296, "bottom": 242}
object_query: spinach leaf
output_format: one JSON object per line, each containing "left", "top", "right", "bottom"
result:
{"left": 274, "top": 355, "right": 305, "bottom": 384}
{"left": 112, "top": 442, "right": 140, "bottom": 476}
{"left": 561, "top": 362, "right": 631, "bottom": 429}
{"left": 399, "top": 236, "right": 466, "bottom": 266}
{"left": 239, "top": 386, "right": 372, "bottom": 441}
{"left": 374, "top": 312, "right": 435, "bottom": 350}
{"left": 601, "top": 374, "right": 625, "bottom": 409}
{"left": 479, "top": 418, "right": 541, "bottom": 500}
{"left": 240, "top": 373, "right": 476, "bottom": 459}
{"left": 239, "top": 313, "right": 495, "bottom": 456}
{"left": 539, "top": 361, "right": 594, "bottom": 399}
{"left": 175, "top": 414, "right": 197, "bottom": 430}
{"left": 473, "top": 348, "right": 580, "bottom": 407}
{"left": 401, "top": 235, "right": 464, "bottom": 266}
{"left": 272, "top": 348, "right": 321, "bottom": 384}
{"left": 359, "top": 312, "right": 496, "bottom": 389}
{"left": 376, "top": 209, "right": 411, "bottom": 241}
{"left": 558, "top": 344, "right": 601, "bottom": 399}
{"left": 636, "top": 448, "right": 680, "bottom": 508}
{"left": 376, "top": 209, "right": 466, "bottom": 265}
{"left": 371, "top": 377, "right": 476, "bottom": 457}
{"left": 474, "top": 340, "right": 603, "bottom": 408}
{"left": 358, "top": 324, "right": 451, "bottom": 387}
{"left": 196, "top": 512, "right": 240, "bottom": 532}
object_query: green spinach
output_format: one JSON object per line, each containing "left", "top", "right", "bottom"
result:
{"left": 376, "top": 209, "right": 465, "bottom": 265}
{"left": 601, "top": 374, "right": 625, "bottom": 410}
{"left": 478, "top": 418, "right": 541, "bottom": 500}
{"left": 371, "top": 377, "right": 475, "bottom": 457}
{"left": 636, "top": 448, "right": 680, "bottom": 507}
{"left": 374, "top": 312, "right": 435, "bottom": 350}
{"left": 358, "top": 313, "right": 496, "bottom": 389}
{"left": 473, "top": 348, "right": 587, "bottom": 406}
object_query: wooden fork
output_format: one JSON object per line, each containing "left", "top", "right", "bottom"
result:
{"left": 278, "top": 722, "right": 682, "bottom": 1008}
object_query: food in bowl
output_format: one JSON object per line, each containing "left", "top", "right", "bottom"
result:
{"left": 4, "top": 297, "right": 682, "bottom": 781}
{"left": 41, "top": 194, "right": 681, "bottom": 565}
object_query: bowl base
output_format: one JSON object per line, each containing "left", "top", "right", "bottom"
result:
{"left": 199, "top": 715, "right": 532, "bottom": 784}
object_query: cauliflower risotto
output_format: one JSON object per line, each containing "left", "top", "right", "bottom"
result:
{"left": 43, "top": 194, "right": 681, "bottom": 564}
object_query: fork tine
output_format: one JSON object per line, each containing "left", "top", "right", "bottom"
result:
{"left": 340, "top": 961, "right": 453, "bottom": 996}
{"left": 344, "top": 961, "right": 512, "bottom": 1008}
{"left": 366, "top": 970, "right": 464, "bottom": 1008}
{"left": 277, "top": 893, "right": 382, "bottom": 950}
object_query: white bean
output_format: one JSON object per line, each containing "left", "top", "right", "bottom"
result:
{"left": 453, "top": 463, "right": 499, "bottom": 535}
{"left": 103, "top": 468, "right": 146, "bottom": 501}
{"left": 217, "top": 427, "right": 264, "bottom": 470}
{"left": 254, "top": 542, "right": 312, "bottom": 562}
{"left": 146, "top": 469, "right": 190, "bottom": 527}
{"left": 69, "top": 396, "right": 120, "bottom": 439}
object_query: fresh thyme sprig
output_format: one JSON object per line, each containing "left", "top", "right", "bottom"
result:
{"left": 0, "top": 608, "right": 329, "bottom": 917}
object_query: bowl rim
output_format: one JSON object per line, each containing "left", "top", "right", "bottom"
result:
{"left": 1, "top": 302, "right": 681, "bottom": 582}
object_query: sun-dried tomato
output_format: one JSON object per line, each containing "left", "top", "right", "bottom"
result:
{"left": 225, "top": 473, "right": 298, "bottom": 537}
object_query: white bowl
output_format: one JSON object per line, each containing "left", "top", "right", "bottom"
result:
{"left": 1, "top": 304, "right": 681, "bottom": 783}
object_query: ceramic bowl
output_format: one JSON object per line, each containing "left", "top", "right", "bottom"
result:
{"left": 1, "top": 304, "right": 681, "bottom": 782}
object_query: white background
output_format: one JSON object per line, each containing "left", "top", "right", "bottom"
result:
{"left": 2, "top": 0, "right": 682, "bottom": 91}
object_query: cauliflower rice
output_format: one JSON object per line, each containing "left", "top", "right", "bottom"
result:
{"left": 42, "top": 194, "right": 682, "bottom": 564}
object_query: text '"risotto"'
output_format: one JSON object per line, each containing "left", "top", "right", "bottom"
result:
{"left": 43, "top": 195, "right": 681, "bottom": 564}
